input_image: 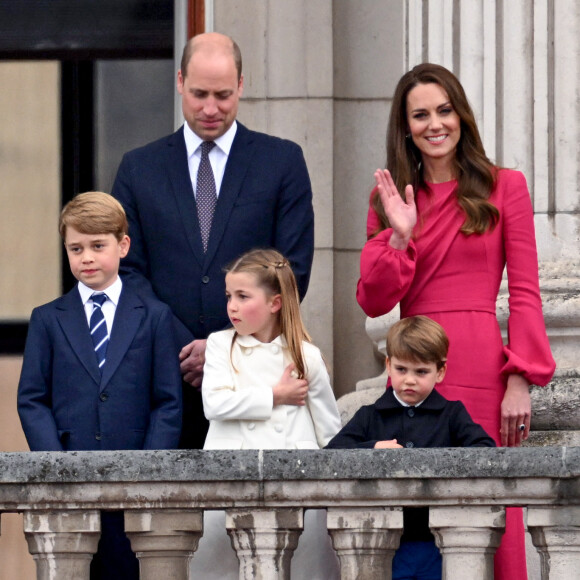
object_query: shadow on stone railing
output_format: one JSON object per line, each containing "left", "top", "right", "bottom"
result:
{"left": 1, "top": 448, "right": 579, "bottom": 579}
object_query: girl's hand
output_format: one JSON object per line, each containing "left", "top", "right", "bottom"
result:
{"left": 374, "top": 439, "right": 403, "bottom": 449}
{"left": 273, "top": 363, "right": 309, "bottom": 407}
{"left": 374, "top": 169, "right": 416, "bottom": 249}
{"left": 500, "top": 374, "right": 531, "bottom": 447}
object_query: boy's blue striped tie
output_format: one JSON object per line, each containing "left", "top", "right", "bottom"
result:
{"left": 90, "top": 293, "right": 109, "bottom": 371}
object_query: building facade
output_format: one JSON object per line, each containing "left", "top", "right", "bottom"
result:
{"left": 0, "top": 1, "right": 578, "bottom": 577}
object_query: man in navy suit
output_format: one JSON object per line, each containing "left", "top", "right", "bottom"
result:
{"left": 111, "top": 32, "right": 315, "bottom": 449}
{"left": 18, "top": 192, "right": 182, "bottom": 579}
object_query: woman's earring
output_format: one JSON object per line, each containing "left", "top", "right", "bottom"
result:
{"left": 406, "top": 133, "right": 411, "bottom": 139}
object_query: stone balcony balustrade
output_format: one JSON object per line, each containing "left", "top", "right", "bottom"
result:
{"left": 1, "top": 448, "right": 579, "bottom": 580}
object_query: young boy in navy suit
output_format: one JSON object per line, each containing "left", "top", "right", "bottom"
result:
{"left": 326, "top": 316, "right": 495, "bottom": 580}
{"left": 18, "top": 191, "right": 183, "bottom": 580}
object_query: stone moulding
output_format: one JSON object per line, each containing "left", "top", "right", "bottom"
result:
{"left": 5, "top": 448, "right": 580, "bottom": 580}
{"left": 0, "top": 448, "right": 578, "bottom": 510}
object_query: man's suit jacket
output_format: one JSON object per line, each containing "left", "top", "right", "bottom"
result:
{"left": 111, "top": 122, "right": 314, "bottom": 347}
{"left": 17, "top": 286, "right": 182, "bottom": 452}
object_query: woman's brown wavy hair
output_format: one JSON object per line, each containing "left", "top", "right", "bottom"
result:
{"left": 372, "top": 63, "right": 499, "bottom": 236}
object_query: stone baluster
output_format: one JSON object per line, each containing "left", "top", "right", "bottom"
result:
{"left": 326, "top": 507, "right": 403, "bottom": 580}
{"left": 124, "top": 509, "right": 203, "bottom": 580}
{"left": 225, "top": 508, "right": 303, "bottom": 580}
{"left": 527, "top": 506, "right": 580, "bottom": 580}
{"left": 429, "top": 506, "right": 505, "bottom": 579}
{"left": 23, "top": 510, "right": 100, "bottom": 580}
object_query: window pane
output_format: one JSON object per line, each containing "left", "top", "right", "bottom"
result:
{"left": 95, "top": 59, "right": 174, "bottom": 192}
{"left": 0, "top": 61, "right": 61, "bottom": 320}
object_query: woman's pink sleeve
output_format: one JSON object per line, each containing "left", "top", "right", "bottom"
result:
{"left": 356, "top": 193, "right": 417, "bottom": 318}
{"left": 366, "top": 188, "right": 381, "bottom": 239}
{"left": 500, "top": 171, "right": 556, "bottom": 386}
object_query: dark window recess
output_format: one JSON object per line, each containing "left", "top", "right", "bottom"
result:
{"left": 0, "top": 323, "right": 29, "bottom": 354}
{"left": 0, "top": 0, "right": 173, "bottom": 59}
{"left": 61, "top": 60, "right": 95, "bottom": 293}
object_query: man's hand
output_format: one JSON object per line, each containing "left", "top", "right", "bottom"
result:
{"left": 179, "top": 339, "right": 207, "bottom": 388}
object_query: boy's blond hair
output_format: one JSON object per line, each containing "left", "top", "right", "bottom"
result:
{"left": 59, "top": 191, "right": 128, "bottom": 241}
{"left": 386, "top": 316, "right": 449, "bottom": 369}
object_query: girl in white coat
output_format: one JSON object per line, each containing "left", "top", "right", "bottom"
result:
{"left": 203, "top": 248, "right": 341, "bottom": 450}
{"left": 193, "top": 248, "right": 342, "bottom": 579}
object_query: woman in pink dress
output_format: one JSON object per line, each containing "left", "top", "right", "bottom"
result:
{"left": 357, "top": 63, "right": 555, "bottom": 579}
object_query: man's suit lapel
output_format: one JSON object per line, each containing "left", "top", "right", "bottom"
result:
{"left": 165, "top": 128, "right": 205, "bottom": 265}
{"left": 205, "top": 123, "right": 254, "bottom": 265}
{"left": 57, "top": 289, "right": 101, "bottom": 385}
{"left": 100, "top": 290, "right": 144, "bottom": 391}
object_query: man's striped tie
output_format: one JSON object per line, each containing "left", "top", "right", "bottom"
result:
{"left": 90, "top": 293, "right": 109, "bottom": 371}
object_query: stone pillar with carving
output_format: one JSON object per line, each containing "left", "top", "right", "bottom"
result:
{"left": 124, "top": 509, "right": 203, "bottom": 580}
{"left": 326, "top": 507, "right": 403, "bottom": 580}
{"left": 527, "top": 506, "right": 580, "bottom": 579}
{"left": 430, "top": 506, "right": 505, "bottom": 580}
{"left": 225, "top": 508, "right": 303, "bottom": 580}
{"left": 24, "top": 510, "right": 100, "bottom": 580}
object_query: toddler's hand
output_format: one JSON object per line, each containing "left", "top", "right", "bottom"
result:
{"left": 273, "top": 364, "right": 309, "bottom": 407}
{"left": 374, "top": 439, "right": 403, "bottom": 449}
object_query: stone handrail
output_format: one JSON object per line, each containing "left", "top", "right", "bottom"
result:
{"left": 1, "top": 448, "right": 579, "bottom": 579}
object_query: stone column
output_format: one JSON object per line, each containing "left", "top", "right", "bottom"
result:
{"left": 23, "top": 510, "right": 100, "bottom": 580}
{"left": 212, "top": 0, "right": 337, "bottom": 385}
{"left": 527, "top": 506, "right": 580, "bottom": 579}
{"left": 225, "top": 508, "right": 303, "bottom": 580}
{"left": 124, "top": 509, "right": 203, "bottom": 580}
{"left": 326, "top": 507, "right": 403, "bottom": 580}
{"left": 430, "top": 506, "right": 505, "bottom": 580}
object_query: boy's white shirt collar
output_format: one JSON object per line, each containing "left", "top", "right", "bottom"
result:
{"left": 392, "top": 389, "right": 427, "bottom": 408}
{"left": 77, "top": 276, "right": 123, "bottom": 306}
{"left": 183, "top": 120, "right": 237, "bottom": 158}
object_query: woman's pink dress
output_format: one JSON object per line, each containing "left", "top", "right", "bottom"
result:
{"left": 357, "top": 169, "right": 555, "bottom": 579}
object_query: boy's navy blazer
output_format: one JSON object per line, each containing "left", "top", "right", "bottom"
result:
{"left": 18, "top": 286, "right": 182, "bottom": 452}
{"left": 111, "top": 122, "right": 314, "bottom": 346}
{"left": 326, "top": 388, "right": 496, "bottom": 449}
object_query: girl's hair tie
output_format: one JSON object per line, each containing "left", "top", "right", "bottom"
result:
{"left": 263, "top": 260, "right": 289, "bottom": 270}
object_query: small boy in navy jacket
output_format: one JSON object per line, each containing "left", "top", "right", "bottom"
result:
{"left": 326, "top": 316, "right": 495, "bottom": 580}
{"left": 18, "top": 192, "right": 183, "bottom": 580}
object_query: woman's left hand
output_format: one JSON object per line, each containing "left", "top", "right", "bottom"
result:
{"left": 500, "top": 374, "right": 531, "bottom": 447}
